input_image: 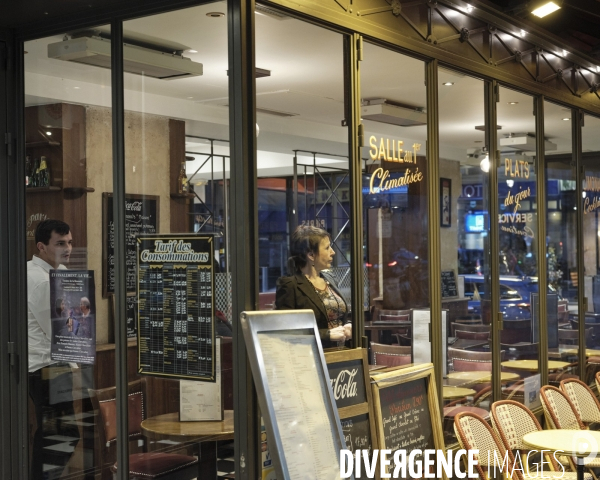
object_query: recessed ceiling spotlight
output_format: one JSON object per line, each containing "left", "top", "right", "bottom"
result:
{"left": 466, "top": 4, "right": 474, "bottom": 13}
{"left": 562, "top": 117, "right": 570, "bottom": 121}
{"left": 520, "top": 30, "right": 527, "bottom": 37}
{"left": 562, "top": 49, "right": 568, "bottom": 57}
{"left": 508, "top": 102, "right": 518, "bottom": 105}
{"left": 45, "top": 131, "right": 52, "bottom": 136}
{"left": 206, "top": 12, "right": 225, "bottom": 17}
{"left": 442, "top": 82, "right": 454, "bottom": 86}
{"left": 187, "top": 96, "right": 194, "bottom": 99}
{"left": 73, "top": 86, "right": 80, "bottom": 89}
{"left": 187, "top": 49, "right": 198, "bottom": 54}
{"left": 531, "top": 1, "right": 561, "bottom": 18}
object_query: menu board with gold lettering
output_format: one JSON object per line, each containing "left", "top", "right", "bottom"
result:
{"left": 370, "top": 364, "right": 446, "bottom": 479}
{"left": 137, "top": 234, "right": 215, "bottom": 381}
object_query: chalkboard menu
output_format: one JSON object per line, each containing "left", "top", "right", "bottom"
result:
{"left": 371, "top": 364, "right": 445, "bottom": 479}
{"left": 137, "top": 234, "right": 215, "bottom": 381}
{"left": 441, "top": 270, "right": 458, "bottom": 298}
{"left": 325, "top": 348, "right": 377, "bottom": 463}
{"left": 109, "top": 293, "right": 137, "bottom": 339}
{"left": 102, "top": 193, "right": 160, "bottom": 297}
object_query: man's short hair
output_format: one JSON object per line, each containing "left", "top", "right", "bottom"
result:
{"left": 35, "top": 220, "right": 70, "bottom": 245}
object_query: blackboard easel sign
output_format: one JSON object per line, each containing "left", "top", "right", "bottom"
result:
{"left": 370, "top": 363, "right": 446, "bottom": 479}
{"left": 102, "top": 193, "right": 160, "bottom": 297}
{"left": 441, "top": 270, "right": 458, "bottom": 298}
{"left": 325, "top": 348, "right": 378, "bottom": 466}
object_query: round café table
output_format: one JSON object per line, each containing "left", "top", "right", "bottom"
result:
{"left": 447, "top": 371, "right": 520, "bottom": 384}
{"left": 501, "top": 360, "right": 570, "bottom": 371}
{"left": 443, "top": 386, "right": 476, "bottom": 400}
{"left": 523, "top": 429, "right": 600, "bottom": 480}
{"left": 141, "top": 411, "right": 234, "bottom": 480}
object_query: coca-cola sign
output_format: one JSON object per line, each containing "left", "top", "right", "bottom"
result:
{"left": 327, "top": 359, "right": 366, "bottom": 409}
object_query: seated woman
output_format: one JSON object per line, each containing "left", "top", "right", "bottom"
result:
{"left": 275, "top": 225, "right": 351, "bottom": 348}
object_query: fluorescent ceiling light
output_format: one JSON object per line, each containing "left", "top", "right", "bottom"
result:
{"left": 531, "top": 2, "right": 560, "bottom": 18}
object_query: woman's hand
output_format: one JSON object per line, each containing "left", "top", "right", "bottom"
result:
{"left": 329, "top": 325, "right": 346, "bottom": 342}
{"left": 343, "top": 324, "right": 352, "bottom": 339}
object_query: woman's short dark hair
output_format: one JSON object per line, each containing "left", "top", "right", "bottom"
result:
{"left": 288, "top": 225, "right": 330, "bottom": 273}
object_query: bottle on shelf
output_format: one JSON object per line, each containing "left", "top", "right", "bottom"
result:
{"left": 30, "top": 157, "right": 40, "bottom": 187}
{"left": 178, "top": 161, "right": 188, "bottom": 194}
{"left": 39, "top": 156, "right": 50, "bottom": 187}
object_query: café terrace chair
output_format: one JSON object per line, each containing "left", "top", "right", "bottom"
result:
{"left": 561, "top": 378, "right": 600, "bottom": 429}
{"left": 491, "top": 399, "right": 583, "bottom": 478}
{"left": 454, "top": 411, "right": 579, "bottom": 480}
{"left": 500, "top": 342, "right": 538, "bottom": 361}
{"left": 88, "top": 380, "right": 198, "bottom": 480}
{"left": 370, "top": 342, "right": 411, "bottom": 367}
{"left": 540, "top": 385, "right": 600, "bottom": 477}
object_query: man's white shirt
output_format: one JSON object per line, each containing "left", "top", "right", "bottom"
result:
{"left": 27, "top": 255, "right": 67, "bottom": 372}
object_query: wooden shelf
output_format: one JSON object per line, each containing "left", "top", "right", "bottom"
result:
{"left": 26, "top": 186, "right": 62, "bottom": 193}
{"left": 25, "top": 141, "right": 61, "bottom": 148}
{"left": 170, "top": 193, "right": 195, "bottom": 199}
{"left": 63, "top": 187, "right": 95, "bottom": 194}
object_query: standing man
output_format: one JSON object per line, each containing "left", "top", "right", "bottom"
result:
{"left": 77, "top": 296, "right": 94, "bottom": 339}
{"left": 28, "top": 219, "right": 80, "bottom": 480}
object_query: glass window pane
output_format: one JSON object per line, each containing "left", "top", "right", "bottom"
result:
{"left": 25, "top": 27, "right": 112, "bottom": 479}
{"left": 582, "top": 112, "right": 600, "bottom": 384}
{"left": 545, "top": 101, "right": 578, "bottom": 381}
{"left": 439, "top": 68, "right": 493, "bottom": 444}
{"left": 361, "top": 44, "right": 429, "bottom": 364}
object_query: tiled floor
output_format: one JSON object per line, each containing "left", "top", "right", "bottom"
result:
{"left": 217, "top": 440, "right": 236, "bottom": 479}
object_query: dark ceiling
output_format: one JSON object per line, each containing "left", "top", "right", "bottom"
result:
{"left": 482, "top": 0, "right": 600, "bottom": 60}
{"left": 1, "top": 0, "right": 600, "bottom": 62}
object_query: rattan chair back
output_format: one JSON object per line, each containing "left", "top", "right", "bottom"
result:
{"left": 539, "top": 385, "right": 585, "bottom": 430}
{"left": 560, "top": 378, "right": 600, "bottom": 425}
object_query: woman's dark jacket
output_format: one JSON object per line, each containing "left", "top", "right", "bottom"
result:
{"left": 275, "top": 271, "right": 349, "bottom": 348}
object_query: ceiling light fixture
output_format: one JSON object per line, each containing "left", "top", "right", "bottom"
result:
{"left": 506, "top": 179, "right": 514, "bottom": 188}
{"left": 45, "top": 131, "right": 52, "bottom": 136}
{"left": 206, "top": 12, "right": 225, "bottom": 18}
{"left": 466, "top": 4, "right": 474, "bottom": 13}
{"left": 562, "top": 49, "right": 568, "bottom": 57}
{"left": 520, "top": 30, "right": 527, "bottom": 37}
{"left": 73, "top": 86, "right": 80, "bottom": 89}
{"left": 187, "top": 49, "right": 198, "bottom": 54}
{"left": 442, "top": 82, "right": 454, "bottom": 86}
{"left": 562, "top": 117, "right": 570, "bottom": 121}
{"left": 508, "top": 102, "right": 518, "bottom": 105}
{"left": 480, "top": 154, "right": 490, "bottom": 173}
{"left": 531, "top": 1, "right": 561, "bottom": 18}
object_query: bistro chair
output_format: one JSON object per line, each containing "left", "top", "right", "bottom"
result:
{"left": 453, "top": 411, "right": 517, "bottom": 480}
{"left": 540, "top": 385, "right": 600, "bottom": 477}
{"left": 450, "top": 322, "right": 490, "bottom": 337}
{"left": 561, "top": 378, "right": 600, "bottom": 428}
{"left": 558, "top": 328, "right": 593, "bottom": 347}
{"left": 370, "top": 342, "right": 411, "bottom": 367}
{"left": 455, "top": 329, "right": 490, "bottom": 341}
{"left": 454, "top": 411, "right": 579, "bottom": 480}
{"left": 88, "top": 380, "right": 198, "bottom": 480}
{"left": 448, "top": 347, "right": 504, "bottom": 372}
{"left": 491, "top": 399, "right": 583, "bottom": 478}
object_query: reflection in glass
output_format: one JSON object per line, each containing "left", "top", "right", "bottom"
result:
{"left": 582, "top": 113, "right": 600, "bottom": 384}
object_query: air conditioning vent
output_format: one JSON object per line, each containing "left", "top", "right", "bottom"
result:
{"left": 361, "top": 98, "right": 427, "bottom": 127}
{"left": 48, "top": 36, "right": 203, "bottom": 80}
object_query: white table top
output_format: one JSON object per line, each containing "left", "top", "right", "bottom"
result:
{"left": 523, "top": 430, "right": 600, "bottom": 457}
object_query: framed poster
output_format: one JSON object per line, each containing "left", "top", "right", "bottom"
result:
{"left": 241, "top": 309, "right": 352, "bottom": 480}
{"left": 325, "top": 348, "right": 378, "bottom": 471}
{"left": 102, "top": 193, "right": 160, "bottom": 297}
{"left": 370, "top": 363, "right": 446, "bottom": 479}
{"left": 137, "top": 234, "right": 215, "bottom": 381}
{"left": 109, "top": 292, "right": 138, "bottom": 339}
{"left": 440, "top": 178, "right": 451, "bottom": 227}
